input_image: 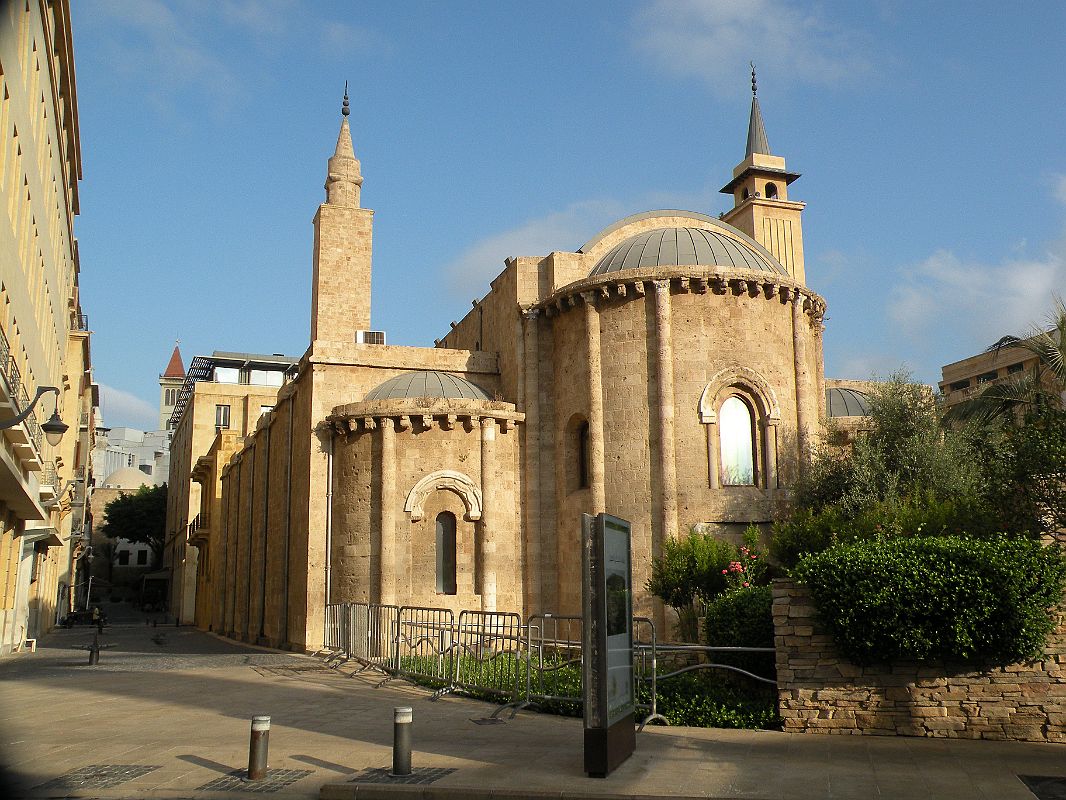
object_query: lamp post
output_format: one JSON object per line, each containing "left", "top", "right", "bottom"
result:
{"left": 0, "top": 385, "right": 68, "bottom": 446}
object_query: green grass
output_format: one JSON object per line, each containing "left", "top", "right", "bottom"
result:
{"left": 395, "top": 653, "right": 780, "bottom": 730}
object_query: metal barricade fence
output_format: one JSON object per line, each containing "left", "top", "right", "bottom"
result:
{"left": 518, "top": 614, "right": 584, "bottom": 716}
{"left": 452, "top": 610, "right": 523, "bottom": 703}
{"left": 346, "top": 603, "right": 369, "bottom": 661}
{"left": 323, "top": 603, "right": 346, "bottom": 652}
{"left": 633, "top": 616, "right": 668, "bottom": 728}
{"left": 394, "top": 606, "right": 455, "bottom": 689}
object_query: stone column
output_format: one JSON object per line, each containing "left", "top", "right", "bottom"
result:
{"left": 480, "top": 417, "right": 497, "bottom": 612}
{"left": 705, "top": 419, "right": 719, "bottom": 489}
{"left": 763, "top": 420, "right": 778, "bottom": 491}
{"left": 379, "top": 418, "right": 396, "bottom": 605}
{"left": 652, "top": 280, "right": 678, "bottom": 550}
{"left": 791, "top": 290, "right": 812, "bottom": 467}
{"left": 582, "top": 294, "right": 606, "bottom": 514}
{"left": 522, "top": 308, "right": 542, "bottom": 613}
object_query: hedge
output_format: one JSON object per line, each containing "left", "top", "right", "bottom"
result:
{"left": 792, "top": 535, "right": 1066, "bottom": 666}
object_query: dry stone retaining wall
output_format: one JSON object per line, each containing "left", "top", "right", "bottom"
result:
{"left": 773, "top": 578, "right": 1066, "bottom": 742}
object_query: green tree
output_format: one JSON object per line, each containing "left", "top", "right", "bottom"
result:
{"left": 98, "top": 483, "right": 168, "bottom": 566}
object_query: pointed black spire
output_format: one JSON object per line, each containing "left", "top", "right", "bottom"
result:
{"left": 341, "top": 80, "right": 350, "bottom": 117}
{"left": 745, "top": 62, "right": 771, "bottom": 157}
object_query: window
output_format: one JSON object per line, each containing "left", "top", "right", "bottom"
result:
{"left": 765, "top": 182, "right": 779, "bottom": 200}
{"left": 1007, "top": 363, "right": 1024, "bottom": 375}
{"left": 577, "top": 421, "right": 590, "bottom": 489}
{"left": 118, "top": 550, "right": 130, "bottom": 566}
{"left": 977, "top": 371, "right": 998, "bottom": 384}
{"left": 435, "top": 512, "right": 457, "bottom": 595}
{"left": 719, "top": 396, "right": 755, "bottom": 486}
{"left": 136, "top": 550, "right": 148, "bottom": 566}
{"left": 239, "top": 367, "right": 251, "bottom": 384}
{"left": 260, "top": 405, "right": 274, "bottom": 416}
{"left": 215, "top": 404, "right": 230, "bottom": 430}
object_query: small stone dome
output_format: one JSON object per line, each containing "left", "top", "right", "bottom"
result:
{"left": 589, "top": 226, "right": 787, "bottom": 277}
{"left": 826, "top": 387, "right": 871, "bottom": 417}
{"left": 102, "top": 466, "right": 154, "bottom": 489}
{"left": 364, "top": 370, "right": 491, "bottom": 402}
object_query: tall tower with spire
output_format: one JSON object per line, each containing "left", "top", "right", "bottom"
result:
{"left": 720, "top": 65, "right": 807, "bottom": 284}
{"left": 310, "top": 85, "right": 374, "bottom": 342}
{"left": 159, "top": 342, "right": 185, "bottom": 430}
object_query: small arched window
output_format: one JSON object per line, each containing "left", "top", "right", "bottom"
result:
{"left": 435, "top": 512, "right": 457, "bottom": 595}
{"left": 719, "top": 396, "right": 755, "bottom": 485}
{"left": 765, "top": 182, "right": 778, "bottom": 200}
{"left": 577, "top": 420, "right": 590, "bottom": 489}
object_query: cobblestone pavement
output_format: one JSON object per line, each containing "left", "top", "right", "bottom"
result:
{"left": 2, "top": 622, "right": 1066, "bottom": 799}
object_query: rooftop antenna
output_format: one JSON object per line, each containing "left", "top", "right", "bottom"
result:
{"left": 342, "top": 81, "right": 350, "bottom": 116}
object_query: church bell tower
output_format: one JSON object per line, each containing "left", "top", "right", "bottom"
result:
{"left": 720, "top": 66, "right": 807, "bottom": 284}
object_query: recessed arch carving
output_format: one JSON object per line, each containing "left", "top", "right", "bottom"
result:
{"left": 698, "top": 366, "right": 781, "bottom": 424}
{"left": 403, "top": 470, "right": 483, "bottom": 522}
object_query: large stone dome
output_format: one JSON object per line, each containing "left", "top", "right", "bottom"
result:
{"left": 589, "top": 225, "right": 787, "bottom": 277}
{"left": 364, "top": 370, "right": 490, "bottom": 401}
{"left": 102, "top": 466, "right": 154, "bottom": 489}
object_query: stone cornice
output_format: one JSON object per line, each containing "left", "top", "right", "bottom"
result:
{"left": 537, "top": 267, "right": 827, "bottom": 320}
{"left": 326, "top": 397, "right": 524, "bottom": 435}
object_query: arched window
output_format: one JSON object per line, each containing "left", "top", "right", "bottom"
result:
{"left": 577, "top": 420, "right": 590, "bottom": 489}
{"left": 719, "top": 396, "right": 755, "bottom": 485}
{"left": 435, "top": 512, "right": 457, "bottom": 595}
{"left": 765, "top": 182, "right": 779, "bottom": 200}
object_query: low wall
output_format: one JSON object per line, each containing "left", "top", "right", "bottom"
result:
{"left": 772, "top": 578, "right": 1066, "bottom": 742}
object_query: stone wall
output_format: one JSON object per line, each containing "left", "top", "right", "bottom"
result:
{"left": 773, "top": 579, "right": 1066, "bottom": 742}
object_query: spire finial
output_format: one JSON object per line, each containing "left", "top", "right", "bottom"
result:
{"left": 750, "top": 61, "right": 757, "bottom": 97}
{"left": 342, "top": 81, "right": 350, "bottom": 117}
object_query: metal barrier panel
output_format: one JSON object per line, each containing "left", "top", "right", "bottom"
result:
{"left": 347, "top": 603, "right": 370, "bottom": 661}
{"left": 453, "top": 610, "right": 523, "bottom": 700}
{"left": 324, "top": 603, "right": 345, "bottom": 650}
{"left": 366, "top": 604, "right": 400, "bottom": 672}
{"left": 525, "top": 614, "right": 583, "bottom": 711}
{"left": 395, "top": 606, "right": 455, "bottom": 686}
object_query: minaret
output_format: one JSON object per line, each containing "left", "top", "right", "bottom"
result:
{"left": 310, "top": 84, "right": 374, "bottom": 342}
{"left": 720, "top": 65, "right": 807, "bottom": 284}
{"left": 159, "top": 342, "right": 184, "bottom": 430}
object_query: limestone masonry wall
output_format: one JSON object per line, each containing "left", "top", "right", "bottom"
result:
{"left": 773, "top": 579, "right": 1066, "bottom": 742}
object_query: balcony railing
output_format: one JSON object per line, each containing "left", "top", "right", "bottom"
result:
{"left": 0, "top": 328, "right": 44, "bottom": 454}
{"left": 41, "top": 460, "right": 57, "bottom": 489}
{"left": 75, "top": 314, "right": 89, "bottom": 331}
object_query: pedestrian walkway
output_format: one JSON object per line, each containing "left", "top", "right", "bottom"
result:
{"left": 0, "top": 623, "right": 1063, "bottom": 799}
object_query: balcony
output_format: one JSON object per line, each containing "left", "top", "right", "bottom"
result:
{"left": 75, "top": 314, "right": 89, "bottom": 332}
{"left": 39, "top": 461, "right": 58, "bottom": 503}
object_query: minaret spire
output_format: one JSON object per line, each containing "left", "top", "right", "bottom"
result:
{"left": 745, "top": 62, "right": 771, "bottom": 157}
{"left": 326, "top": 82, "right": 362, "bottom": 206}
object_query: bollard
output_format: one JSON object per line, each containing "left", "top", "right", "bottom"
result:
{"left": 246, "top": 716, "right": 270, "bottom": 781}
{"left": 88, "top": 634, "right": 100, "bottom": 665}
{"left": 391, "top": 706, "right": 412, "bottom": 777}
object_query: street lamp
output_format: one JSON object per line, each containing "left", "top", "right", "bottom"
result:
{"left": 0, "top": 385, "right": 67, "bottom": 446}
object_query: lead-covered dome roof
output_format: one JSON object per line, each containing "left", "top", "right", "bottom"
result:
{"left": 826, "top": 387, "right": 871, "bottom": 417}
{"left": 364, "top": 370, "right": 490, "bottom": 402}
{"left": 589, "top": 225, "right": 788, "bottom": 277}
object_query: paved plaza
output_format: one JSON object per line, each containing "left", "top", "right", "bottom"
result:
{"left": 1, "top": 611, "right": 1065, "bottom": 800}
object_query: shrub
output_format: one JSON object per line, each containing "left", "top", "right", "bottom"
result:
{"left": 705, "top": 585, "right": 775, "bottom": 679}
{"left": 792, "top": 536, "right": 1066, "bottom": 666}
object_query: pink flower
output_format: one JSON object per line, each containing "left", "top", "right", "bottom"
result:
{"left": 721, "top": 569, "right": 728, "bottom": 575}
{"left": 743, "top": 582, "right": 749, "bottom": 588}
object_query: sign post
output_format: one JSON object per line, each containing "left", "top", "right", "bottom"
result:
{"left": 581, "top": 512, "right": 635, "bottom": 778}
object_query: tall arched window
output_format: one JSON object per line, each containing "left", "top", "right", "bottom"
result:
{"left": 577, "top": 420, "right": 590, "bottom": 489}
{"left": 719, "top": 396, "right": 755, "bottom": 485}
{"left": 435, "top": 512, "right": 457, "bottom": 595}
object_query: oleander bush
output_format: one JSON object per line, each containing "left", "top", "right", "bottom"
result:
{"left": 792, "top": 535, "right": 1066, "bottom": 666}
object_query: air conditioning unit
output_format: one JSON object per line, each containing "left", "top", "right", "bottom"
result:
{"left": 356, "top": 330, "right": 386, "bottom": 345}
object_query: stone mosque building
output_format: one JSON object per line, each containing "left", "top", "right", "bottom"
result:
{"left": 179, "top": 81, "right": 864, "bottom": 650}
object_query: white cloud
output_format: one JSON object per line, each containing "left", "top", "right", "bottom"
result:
{"left": 632, "top": 0, "right": 871, "bottom": 92}
{"left": 890, "top": 245, "right": 1066, "bottom": 351}
{"left": 1052, "top": 173, "right": 1066, "bottom": 206}
{"left": 442, "top": 200, "right": 629, "bottom": 300}
{"left": 98, "top": 384, "right": 159, "bottom": 431}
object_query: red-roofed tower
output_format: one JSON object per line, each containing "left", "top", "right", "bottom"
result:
{"left": 159, "top": 342, "right": 185, "bottom": 429}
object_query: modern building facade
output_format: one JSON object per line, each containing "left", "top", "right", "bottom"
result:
{"left": 0, "top": 0, "right": 95, "bottom": 653}
{"left": 166, "top": 79, "right": 870, "bottom": 652}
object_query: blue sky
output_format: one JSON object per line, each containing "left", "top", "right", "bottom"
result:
{"left": 71, "top": 1, "right": 1066, "bottom": 430}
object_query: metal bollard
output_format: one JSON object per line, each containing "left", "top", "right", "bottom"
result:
{"left": 88, "top": 634, "right": 100, "bottom": 665}
{"left": 246, "top": 716, "right": 270, "bottom": 781}
{"left": 391, "top": 706, "right": 412, "bottom": 777}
